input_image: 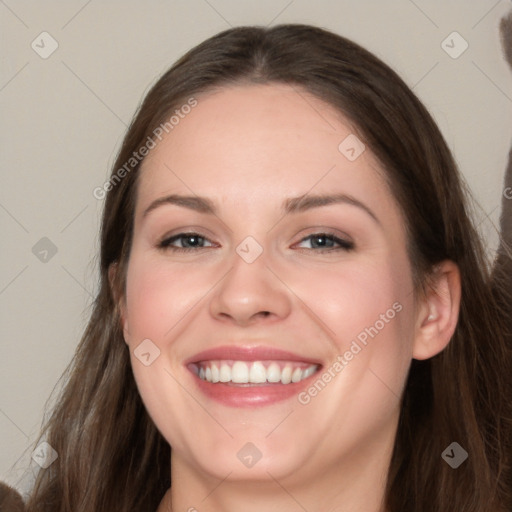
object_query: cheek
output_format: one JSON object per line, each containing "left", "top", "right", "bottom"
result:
{"left": 123, "top": 256, "right": 208, "bottom": 446}
{"left": 297, "top": 259, "right": 415, "bottom": 439}
{"left": 123, "top": 255, "right": 207, "bottom": 344}
{"left": 310, "top": 255, "right": 415, "bottom": 393}
{"left": 304, "top": 258, "right": 412, "bottom": 343}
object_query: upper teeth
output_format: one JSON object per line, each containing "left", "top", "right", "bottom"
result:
{"left": 195, "top": 361, "right": 318, "bottom": 385}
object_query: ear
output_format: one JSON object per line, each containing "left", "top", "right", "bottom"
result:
{"left": 412, "top": 260, "right": 461, "bottom": 360}
{"left": 108, "top": 262, "right": 130, "bottom": 345}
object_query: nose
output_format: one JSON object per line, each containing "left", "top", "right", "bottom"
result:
{"left": 209, "top": 247, "right": 292, "bottom": 327}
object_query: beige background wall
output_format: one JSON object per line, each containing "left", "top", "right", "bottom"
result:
{"left": 1, "top": 0, "right": 511, "bottom": 494}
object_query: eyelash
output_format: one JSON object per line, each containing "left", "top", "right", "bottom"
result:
{"left": 157, "top": 231, "right": 355, "bottom": 253}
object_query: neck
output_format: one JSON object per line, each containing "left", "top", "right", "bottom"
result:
{"left": 158, "top": 432, "right": 394, "bottom": 512}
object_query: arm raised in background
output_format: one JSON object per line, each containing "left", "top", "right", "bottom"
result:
{"left": 492, "top": 11, "right": 512, "bottom": 318}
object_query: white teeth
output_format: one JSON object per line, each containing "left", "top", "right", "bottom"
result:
{"left": 303, "top": 365, "right": 316, "bottom": 379}
{"left": 266, "top": 362, "right": 281, "bottom": 383}
{"left": 291, "top": 368, "right": 303, "bottom": 383}
{"left": 280, "top": 366, "right": 292, "bottom": 384}
{"left": 195, "top": 360, "right": 318, "bottom": 385}
{"left": 211, "top": 363, "right": 220, "bottom": 383}
{"left": 249, "top": 361, "right": 267, "bottom": 383}
{"left": 231, "top": 361, "right": 249, "bottom": 383}
{"left": 219, "top": 364, "right": 231, "bottom": 383}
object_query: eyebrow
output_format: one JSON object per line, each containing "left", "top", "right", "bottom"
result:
{"left": 142, "top": 193, "right": 380, "bottom": 225}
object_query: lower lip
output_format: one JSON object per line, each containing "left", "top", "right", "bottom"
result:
{"left": 188, "top": 368, "right": 321, "bottom": 407}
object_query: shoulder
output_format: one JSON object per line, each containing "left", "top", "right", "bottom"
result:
{"left": 0, "top": 481, "right": 26, "bottom": 512}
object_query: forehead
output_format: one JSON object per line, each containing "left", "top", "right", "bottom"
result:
{"left": 136, "top": 83, "right": 394, "bottom": 219}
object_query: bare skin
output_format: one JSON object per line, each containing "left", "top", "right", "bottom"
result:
{"left": 114, "top": 83, "right": 460, "bottom": 512}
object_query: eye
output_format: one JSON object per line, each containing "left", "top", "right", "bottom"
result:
{"left": 157, "top": 231, "right": 354, "bottom": 253}
{"left": 295, "top": 232, "right": 354, "bottom": 252}
{"left": 158, "top": 232, "right": 215, "bottom": 252}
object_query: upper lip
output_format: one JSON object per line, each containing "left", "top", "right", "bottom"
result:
{"left": 185, "top": 345, "right": 323, "bottom": 366}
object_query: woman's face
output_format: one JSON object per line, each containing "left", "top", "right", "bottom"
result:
{"left": 120, "top": 83, "right": 418, "bottom": 486}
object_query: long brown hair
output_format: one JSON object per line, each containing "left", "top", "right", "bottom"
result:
{"left": 26, "top": 24, "right": 512, "bottom": 512}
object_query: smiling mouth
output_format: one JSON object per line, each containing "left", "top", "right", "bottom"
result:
{"left": 189, "top": 360, "right": 320, "bottom": 385}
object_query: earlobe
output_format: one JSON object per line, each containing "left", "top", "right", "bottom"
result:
{"left": 412, "top": 260, "right": 461, "bottom": 360}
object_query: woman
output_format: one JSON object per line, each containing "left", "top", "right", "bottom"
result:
{"left": 24, "top": 22, "right": 511, "bottom": 512}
